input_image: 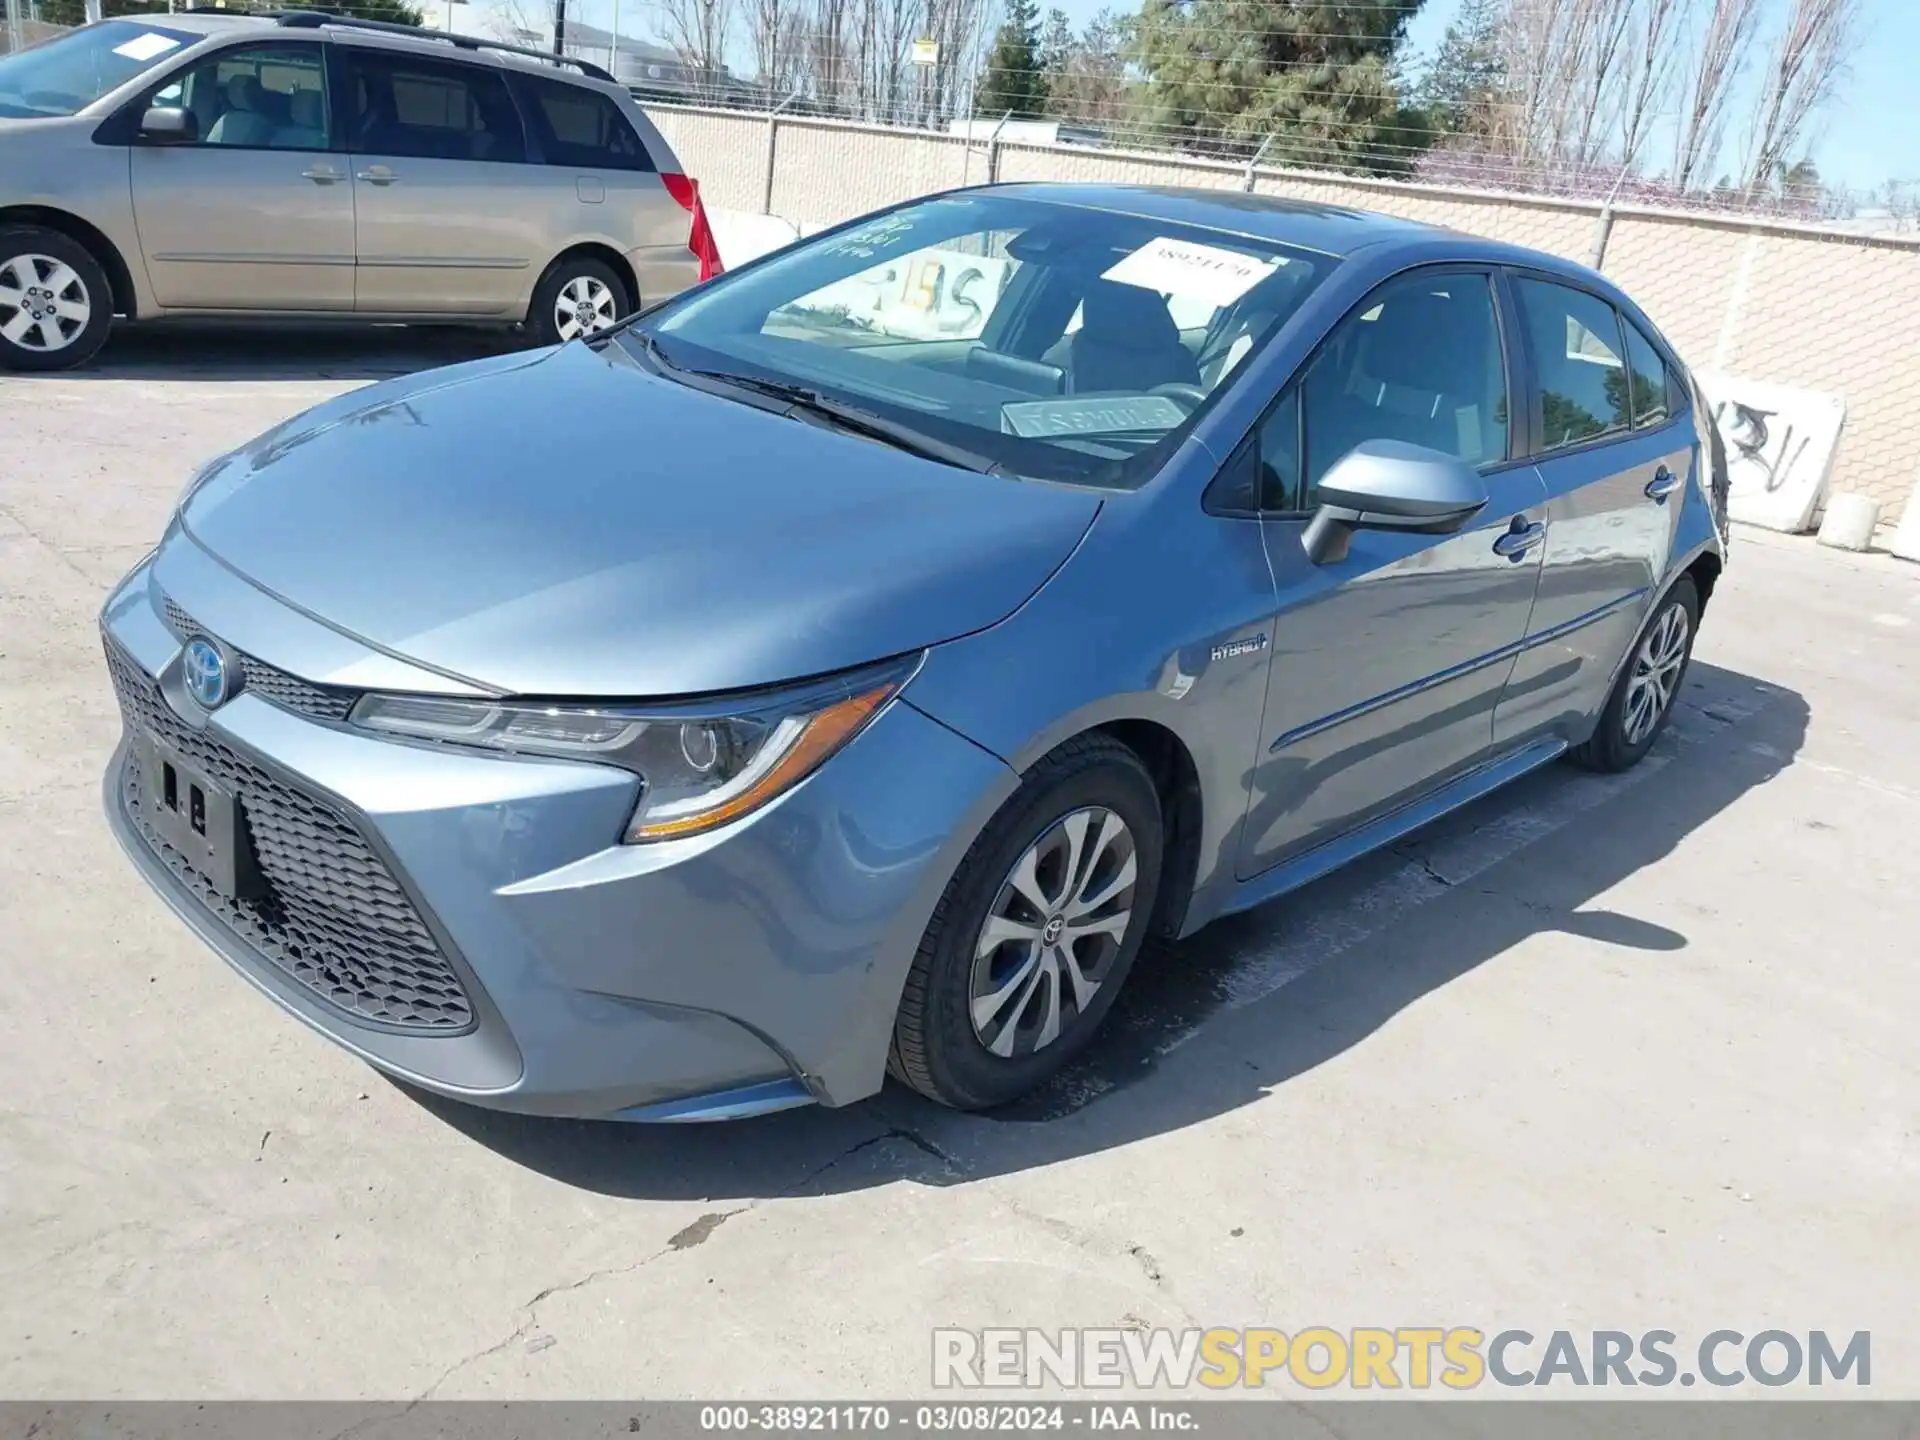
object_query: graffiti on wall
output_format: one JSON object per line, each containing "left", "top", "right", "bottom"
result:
{"left": 1697, "top": 371, "right": 1847, "bottom": 533}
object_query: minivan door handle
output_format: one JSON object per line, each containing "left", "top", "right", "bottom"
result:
{"left": 1492, "top": 519, "right": 1546, "bottom": 561}
{"left": 301, "top": 165, "right": 342, "bottom": 185}
{"left": 355, "top": 166, "right": 397, "bottom": 186}
{"left": 1645, "top": 467, "right": 1683, "bottom": 502}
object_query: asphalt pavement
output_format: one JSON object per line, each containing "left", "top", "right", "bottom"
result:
{"left": 1, "top": 327, "right": 1915, "bottom": 1400}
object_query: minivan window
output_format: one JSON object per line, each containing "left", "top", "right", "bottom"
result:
{"left": 638, "top": 194, "right": 1327, "bottom": 489}
{"left": 0, "top": 19, "right": 197, "bottom": 118}
{"left": 516, "top": 73, "right": 651, "bottom": 170}
{"left": 1620, "top": 317, "right": 1672, "bottom": 429}
{"left": 345, "top": 50, "right": 525, "bottom": 163}
{"left": 145, "top": 43, "right": 329, "bottom": 151}
{"left": 1515, "top": 278, "right": 1631, "bottom": 450}
{"left": 1290, "top": 270, "right": 1508, "bottom": 505}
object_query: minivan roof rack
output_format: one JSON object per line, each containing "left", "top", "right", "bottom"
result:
{"left": 272, "top": 11, "right": 617, "bottom": 83}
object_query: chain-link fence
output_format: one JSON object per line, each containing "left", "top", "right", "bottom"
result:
{"left": 1, "top": 5, "right": 71, "bottom": 56}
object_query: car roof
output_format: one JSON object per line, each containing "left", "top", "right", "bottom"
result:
{"left": 982, "top": 183, "right": 1443, "bottom": 258}
{"left": 133, "top": 12, "right": 613, "bottom": 88}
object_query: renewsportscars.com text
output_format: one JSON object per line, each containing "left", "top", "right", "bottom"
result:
{"left": 932, "top": 1327, "right": 1871, "bottom": 1391}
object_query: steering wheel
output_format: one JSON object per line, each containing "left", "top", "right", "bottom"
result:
{"left": 1149, "top": 383, "right": 1208, "bottom": 412}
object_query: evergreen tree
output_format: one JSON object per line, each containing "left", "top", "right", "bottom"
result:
{"left": 1417, "top": 0, "right": 1506, "bottom": 134}
{"left": 977, "top": 0, "right": 1049, "bottom": 119}
{"left": 1129, "top": 0, "right": 1430, "bottom": 169}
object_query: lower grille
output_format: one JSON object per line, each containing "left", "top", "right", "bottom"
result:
{"left": 108, "top": 640, "right": 474, "bottom": 1032}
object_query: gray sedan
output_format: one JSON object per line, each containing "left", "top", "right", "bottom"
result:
{"left": 99, "top": 185, "right": 1727, "bottom": 1120}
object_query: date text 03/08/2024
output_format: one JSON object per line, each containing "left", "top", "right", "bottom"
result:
{"left": 699, "top": 1405, "right": 1194, "bottom": 1431}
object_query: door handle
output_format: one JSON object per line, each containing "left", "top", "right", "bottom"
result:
{"left": 1645, "top": 467, "right": 1683, "bottom": 502}
{"left": 300, "top": 165, "right": 342, "bottom": 184}
{"left": 1492, "top": 519, "right": 1546, "bottom": 561}
{"left": 355, "top": 166, "right": 397, "bottom": 186}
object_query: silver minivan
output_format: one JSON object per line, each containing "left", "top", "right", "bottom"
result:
{"left": 0, "top": 11, "right": 717, "bottom": 369}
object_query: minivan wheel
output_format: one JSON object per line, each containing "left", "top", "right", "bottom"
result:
{"left": 889, "top": 734, "right": 1163, "bottom": 1111}
{"left": 0, "top": 226, "right": 113, "bottom": 372}
{"left": 529, "top": 255, "right": 630, "bottom": 347}
{"left": 1570, "top": 575, "right": 1700, "bottom": 773}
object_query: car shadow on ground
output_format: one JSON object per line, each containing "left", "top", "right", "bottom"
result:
{"left": 13, "top": 322, "right": 524, "bottom": 383}
{"left": 406, "top": 658, "right": 1808, "bottom": 1204}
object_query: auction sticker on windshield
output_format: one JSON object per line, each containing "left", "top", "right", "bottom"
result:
{"left": 111, "top": 31, "right": 181, "bottom": 61}
{"left": 1103, "top": 236, "right": 1284, "bottom": 309}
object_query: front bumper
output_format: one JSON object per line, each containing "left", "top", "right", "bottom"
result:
{"left": 100, "top": 549, "right": 1015, "bottom": 1118}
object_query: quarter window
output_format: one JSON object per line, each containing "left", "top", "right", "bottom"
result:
{"left": 1514, "top": 278, "right": 1632, "bottom": 450}
{"left": 345, "top": 51, "right": 525, "bottom": 164}
{"left": 517, "top": 74, "right": 652, "bottom": 170}
{"left": 1620, "top": 317, "right": 1673, "bottom": 429}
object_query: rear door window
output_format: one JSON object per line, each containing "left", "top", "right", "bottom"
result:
{"left": 345, "top": 50, "right": 525, "bottom": 163}
{"left": 1514, "top": 278, "right": 1632, "bottom": 451}
{"left": 515, "top": 74, "right": 652, "bottom": 170}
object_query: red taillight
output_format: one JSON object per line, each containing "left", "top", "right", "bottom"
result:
{"left": 662, "top": 172, "right": 724, "bottom": 282}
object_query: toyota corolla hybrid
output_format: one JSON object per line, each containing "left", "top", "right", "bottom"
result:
{"left": 99, "top": 185, "right": 1728, "bottom": 1120}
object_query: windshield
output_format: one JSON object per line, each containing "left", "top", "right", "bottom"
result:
{"left": 0, "top": 20, "right": 198, "bottom": 119}
{"left": 633, "top": 194, "right": 1328, "bottom": 488}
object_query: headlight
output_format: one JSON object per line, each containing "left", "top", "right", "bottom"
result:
{"left": 347, "top": 656, "right": 918, "bottom": 843}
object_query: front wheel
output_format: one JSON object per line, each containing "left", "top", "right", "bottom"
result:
{"left": 889, "top": 735, "right": 1164, "bottom": 1111}
{"left": 1571, "top": 575, "right": 1699, "bottom": 772}
{"left": 0, "top": 226, "right": 113, "bottom": 372}
{"left": 528, "top": 255, "right": 630, "bottom": 348}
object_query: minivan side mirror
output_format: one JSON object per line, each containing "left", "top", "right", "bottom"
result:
{"left": 139, "top": 106, "right": 197, "bottom": 143}
{"left": 1301, "top": 440, "right": 1490, "bottom": 565}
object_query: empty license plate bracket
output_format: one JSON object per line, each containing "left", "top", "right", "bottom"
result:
{"left": 137, "top": 731, "right": 263, "bottom": 900}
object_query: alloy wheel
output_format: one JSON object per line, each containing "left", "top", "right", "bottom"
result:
{"left": 553, "top": 275, "right": 619, "bottom": 341}
{"left": 0, "top": 254, "right": 90, "bottom": 354}
{"left": 1623, "top": 601, "right": 1690, "bottom": 746}
{"left": 969, "top": 806, "right": 1138, "bottom": 1060}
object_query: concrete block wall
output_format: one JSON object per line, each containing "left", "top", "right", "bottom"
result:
{"left": 649, "top": 102, "right": 1920, "bottom": 523}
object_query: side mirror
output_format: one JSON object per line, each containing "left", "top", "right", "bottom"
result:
{"left": 1301, "top": 440, "right": 1490, "bottom": 565}
{"left": 139, "top": 106, "right": 196, "bottom": 143}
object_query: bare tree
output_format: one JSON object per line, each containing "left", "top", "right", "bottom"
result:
{"left": 658, "top": 0, "right": 736, "bottom": 87}
{"left": 1742, "top": 0, "right": 1860, "bottom": 194}
{"left": 1566, "top": 0, "right": 1639, "bottom": 167}
{"left": 1618, "top": 0, "right": 1686, "bottom": 168}
{"left": 1672, "top": 0, "right": 1764, "bottom": 190}
{"left": 749, "top": 0, "right": 806, "bottom": 93}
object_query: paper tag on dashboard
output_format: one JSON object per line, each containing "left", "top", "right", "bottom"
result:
{"left": 113, "top": 32, "right": 181, "bottom": 60}
{"left": 1102, "top": 237, "right": 1282, "bottom": 308}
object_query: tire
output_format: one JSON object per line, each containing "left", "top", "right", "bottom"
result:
{"left": 528, "top": 255, "right": 631, "bottom": 348}
{"left": 1570, "top": 575, "right": 1700, "bottom": 773}
{"left": 889, "top": 734, "right": 1164, "bottom": 1111}
{"left": 0, "top": 225, "right": 113, "bottom": 372}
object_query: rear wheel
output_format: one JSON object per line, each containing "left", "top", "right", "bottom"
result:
{"left": 1570, "top": 576, "right": 1699, "bottom": 772}
{"left": 0, "top": 226, "right": 113, "bottom": 372}
{"left": 529, "top": 255, "right": 630, "bottom": 348}
{"left": 889, "top": 735, "right": 1163, "bottom": 1110}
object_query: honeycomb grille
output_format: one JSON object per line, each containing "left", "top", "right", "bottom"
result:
{"left": 107, "top": 640, "right": 474, "bottom": 1032}
{"left": 160, "top": 596, "right": 358, "bottom": 723}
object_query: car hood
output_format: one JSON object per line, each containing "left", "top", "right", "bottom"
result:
{"left": 179, "top": 342, "right": 1101, "bottom": 697}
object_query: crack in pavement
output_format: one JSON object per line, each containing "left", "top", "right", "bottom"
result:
{"left": 362, "top": 1119, "right": 967, "bottom": 1421}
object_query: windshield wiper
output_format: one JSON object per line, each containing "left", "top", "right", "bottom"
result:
{"left": 618, "top": 334, "right": 1003, "bottom": 475}
{"left": 692, "top": 371, "right": 1005, "bottom": 475}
